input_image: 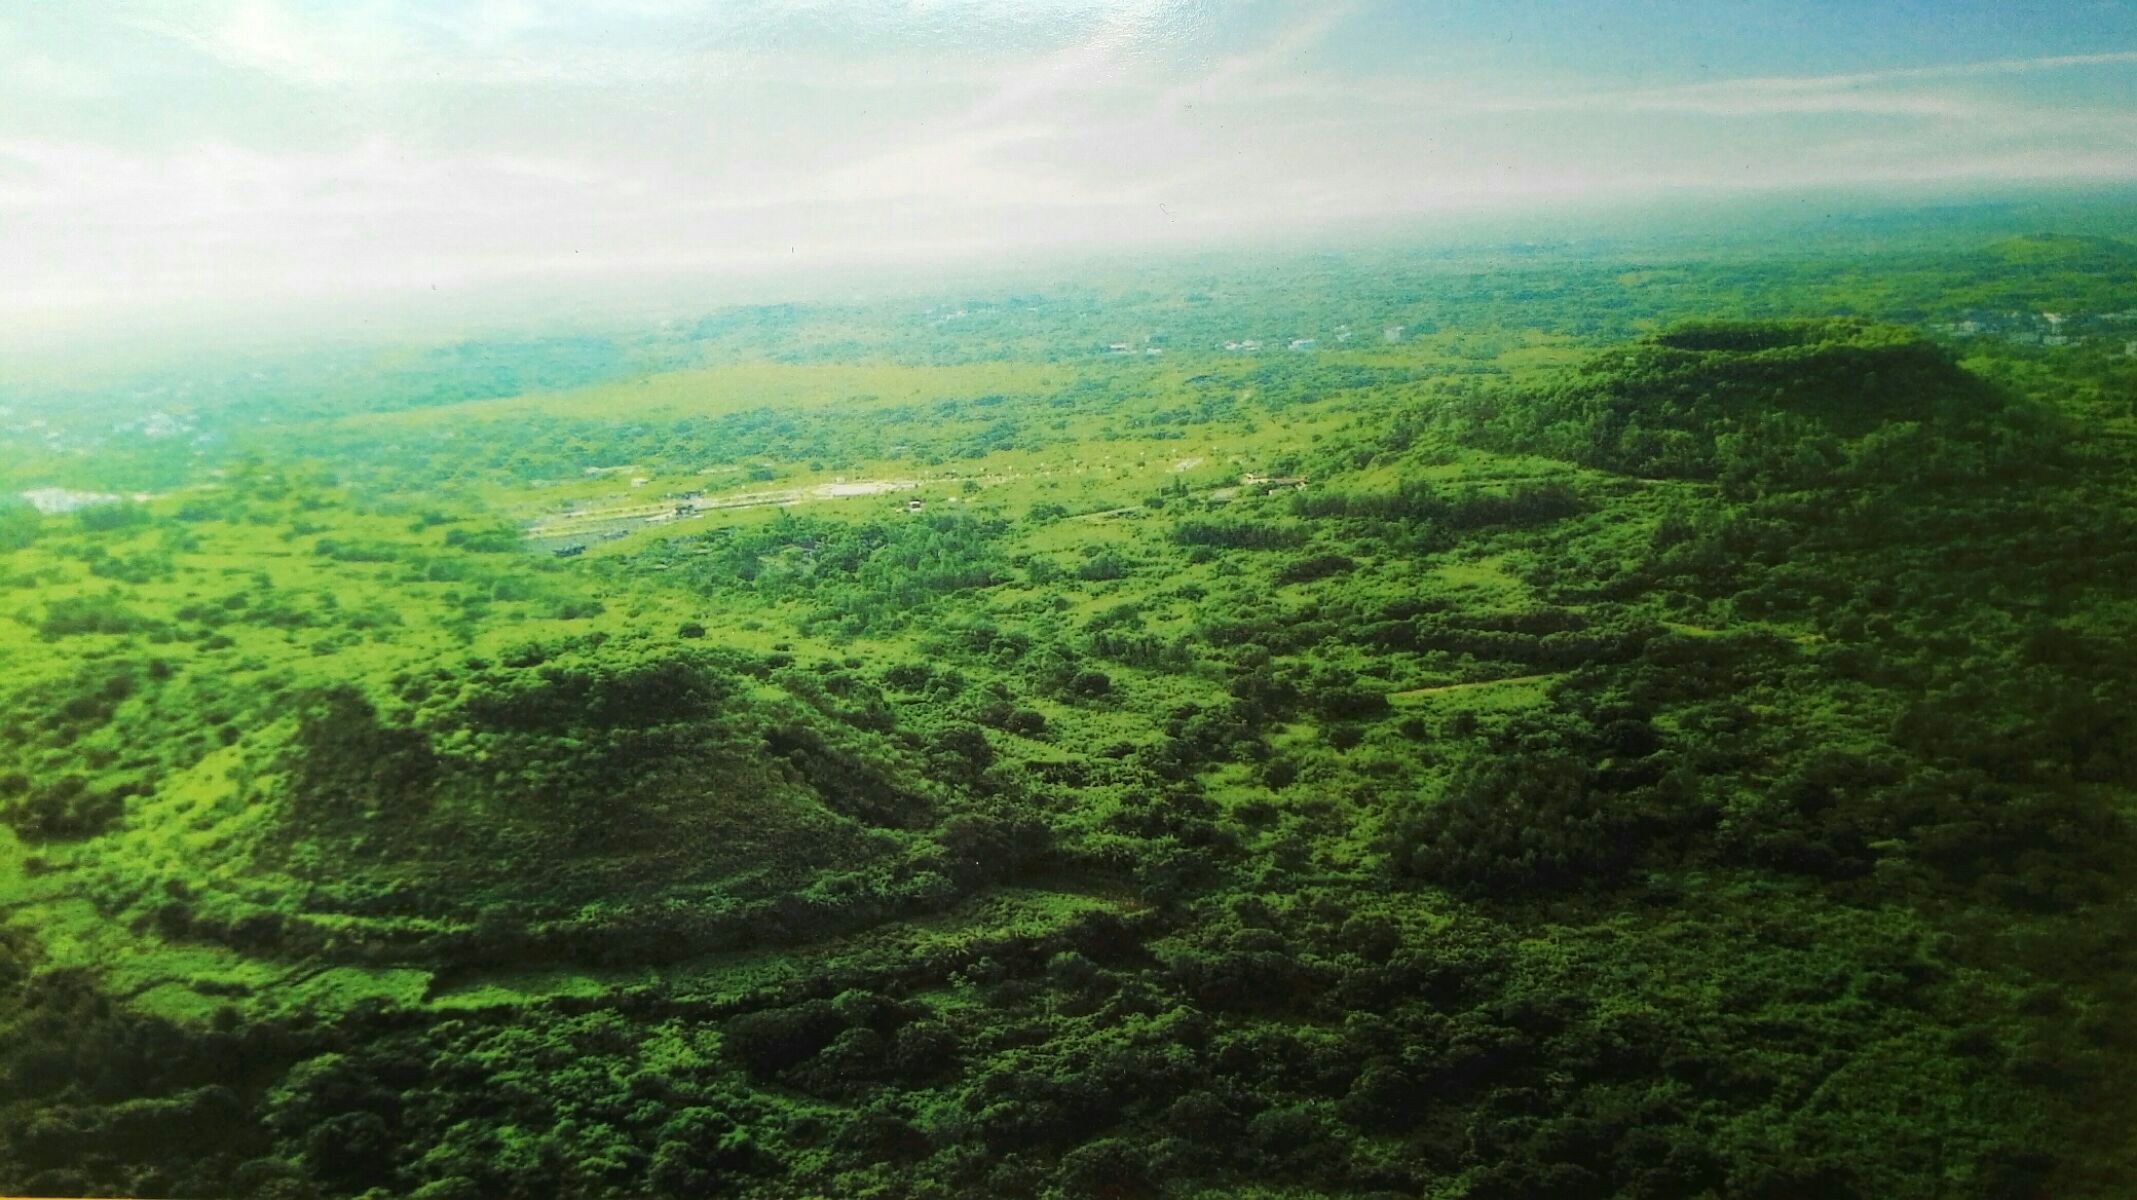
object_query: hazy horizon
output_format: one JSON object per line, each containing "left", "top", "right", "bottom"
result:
{"left": 7, "top": 1, "right": 2137, "bottom": 351}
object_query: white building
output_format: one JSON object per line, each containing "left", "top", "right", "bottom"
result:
{"left": 20, "top": 488, "right": 122, "bottom": 514}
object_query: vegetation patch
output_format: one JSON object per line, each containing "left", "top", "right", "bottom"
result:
{"left": 1, "top": 232, "right": 2134, "bottom": 1199}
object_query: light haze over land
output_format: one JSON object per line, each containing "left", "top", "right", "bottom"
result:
{"left": 6, "top": 0, "right": 2137, "bottom": 346}
{"left": 7, "top": 7, "right": 2137, "bottom": 1199}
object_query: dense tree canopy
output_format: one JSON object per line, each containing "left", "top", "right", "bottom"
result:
{"left": 1, "top": 226, "right": 2134, "bottom": 1198}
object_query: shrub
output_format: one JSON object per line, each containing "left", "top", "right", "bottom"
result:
{"left": 723, "top": 1001, "right": 846, "bottom": 1079}
{"left": 1275, "top": 554, "right": 1356, "bottom": 585}
{"left": 1067, "top": 669, "right": 1114, "bottom": 698}
{"left": 1, "top": 775, "right": 127, "bottom": 841}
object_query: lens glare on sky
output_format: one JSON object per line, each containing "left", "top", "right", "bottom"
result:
{"left": 5, "top": 1, "right": 2135, "bottom": 329}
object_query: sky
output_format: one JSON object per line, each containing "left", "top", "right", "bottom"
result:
{"left": 5, "top": 0, "right": 2137, "bottom": 339}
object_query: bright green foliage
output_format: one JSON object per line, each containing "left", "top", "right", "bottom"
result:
{"left": 0, "top": 221, "right": 2134, "bottom": 1200}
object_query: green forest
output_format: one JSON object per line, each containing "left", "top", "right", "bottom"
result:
{"left": 2, "top": 216, "right": 2135, "bottom": 1199}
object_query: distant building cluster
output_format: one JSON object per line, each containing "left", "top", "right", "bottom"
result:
{"left": 19, "top": 487, "right": 125, "bottom": 514}
{"left": 1213, "top": 322, "right": 1406, "bottom": 353}
{"left": 121, "top": 410, "right": 196, "bottom": 439}
{"left": 1933, "top": 308, "right": 2137, "bottom": 349}
{"left": 3, "top": 407, "right": 209, "bottom": 460}
{"left": 1097, "top": 316, "right": 1423, "bottom": 357}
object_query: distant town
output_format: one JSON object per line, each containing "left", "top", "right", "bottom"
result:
{"left": 1932, "top": 308, "right": 2137, "bottom": 352}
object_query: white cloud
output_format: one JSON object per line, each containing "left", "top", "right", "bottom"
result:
{"left": 1, "top": 3, "right": 2133, "bottom": 332}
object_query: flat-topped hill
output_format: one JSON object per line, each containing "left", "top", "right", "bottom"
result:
{"left": 10, "top": 633, "right": 1032, "bottom": 976}
{"left": 1460, "top": 318, "right": 2048, "bottom": 486}
{"left": 1982, "top": 231, "right": 2137, "bottom": 267}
